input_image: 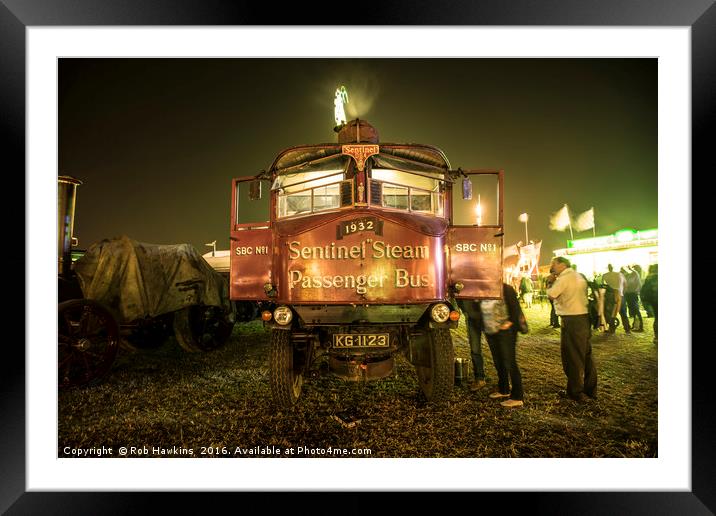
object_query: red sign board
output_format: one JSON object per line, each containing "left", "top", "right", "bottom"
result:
{"left": 274, "top": 212, "right": 445, "bottom": 304}
{"left": 230, "top": 227, "right": 272, "bottom": 300}
{"left": 448, "top": 226, "right": 503, "bottom": 299}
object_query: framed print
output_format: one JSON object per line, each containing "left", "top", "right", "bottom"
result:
{"left": 3, "top": 0, "right": 712, "bottom": 513}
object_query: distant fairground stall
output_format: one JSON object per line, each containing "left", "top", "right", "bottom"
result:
{"left": 553, "top": 228, "right": 658, "bottom": 279}
{"left": 503, "top": 240, "right": 542, "bottom": 285}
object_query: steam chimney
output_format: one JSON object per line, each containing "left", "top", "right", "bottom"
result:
{"left": 58, "top": 175, "right": 82, "bottom": 277}
{"left": 336, "top": 119, "right": 379, "bottom": 144}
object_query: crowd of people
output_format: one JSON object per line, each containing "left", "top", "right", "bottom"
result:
{"left": 456, "top": 258, "right": 658, "bottom": 408}
{"left": 589, "top": 263, "right": 657, "bottom": 341}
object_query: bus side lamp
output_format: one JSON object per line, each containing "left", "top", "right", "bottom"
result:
{"left": 261, "top": 311, "right": 273, "bottom": 322}
{"left": 462, "top": 178, "right": 472, "bottom": 200}
{"left": 249, "top": 180, "right": 262, "bottom": 200}
{"left": 264, "top": 283, "right": 277, "bottom": 297}
{"left": 449, "top": 311, "right": 460, "bottom": 322}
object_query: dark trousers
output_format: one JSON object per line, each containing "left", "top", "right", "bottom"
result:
{"left": 485, "top": 328, "right": 523, "bottom": 400}
{"left": 624, "top": 293, "right": 643, "bottom": 330}
{"left": 605, "top": 291, "right": 630, "bottom": 333}
{"left": 604, "top": 290, "right": 617, "bottom": 331}
{"left": 619, "top": 301, "right": 631, "bottom": 332}
{"left": 645, "top": 302, "right": 655, "bottom": 318}
{"left": 463, "top": 312, "right": 485, "bottom": 380}
{"left": 560, "top": 314, "right": 597, "bottom": 399}
{"left": 456, "top": 299, "right": 486, "bottom": 380}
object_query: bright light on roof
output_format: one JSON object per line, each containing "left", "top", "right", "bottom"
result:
{"left": 334, "top": 86, "right": 348, "bottom": 127}
{"left": 615, "top": 229, "right": 635, "bottom": 243}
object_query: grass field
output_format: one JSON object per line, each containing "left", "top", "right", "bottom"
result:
{"left": 58, "top": 301, "right": 658, "bottom": 458}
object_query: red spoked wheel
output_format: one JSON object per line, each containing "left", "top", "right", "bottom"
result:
{"left": 58, "top": 299, "right": 120, "bottom": 389}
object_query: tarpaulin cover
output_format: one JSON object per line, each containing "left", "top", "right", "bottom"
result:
{"left": 74, "top": 235, "right": 230, "bottom": 323}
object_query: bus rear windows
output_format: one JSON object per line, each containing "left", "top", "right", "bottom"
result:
{"left": 275, "top": 171, "right": 346, "bottom": 218}
{"left": 370, "top": 168, "right": 444, "bottom": 216}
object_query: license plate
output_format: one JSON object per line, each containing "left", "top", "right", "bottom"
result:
{"left": 333, "top": 334, "right": 390, "bottom": 348}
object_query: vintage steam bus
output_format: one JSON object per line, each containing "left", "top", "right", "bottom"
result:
{"left": 231, "top": 119, "right": 503, "bottom": 406}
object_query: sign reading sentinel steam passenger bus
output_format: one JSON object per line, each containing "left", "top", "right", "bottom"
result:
{"left": 230, "top": 119, "right": 503, "bottom": 407}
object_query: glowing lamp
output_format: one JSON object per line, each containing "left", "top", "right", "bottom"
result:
{"left": 615, "top": 229, "right": 635, "bottom": 243}
{"left": 334, "top": 86, "right": 348, "bottom": 127}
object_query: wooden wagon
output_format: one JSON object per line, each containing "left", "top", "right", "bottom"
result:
{"left": 58, "top": 235, "right": 236, "bottom": 389}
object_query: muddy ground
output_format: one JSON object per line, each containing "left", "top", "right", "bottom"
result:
{"left": 58, "top": 302, "right": 658, "bottom": 458}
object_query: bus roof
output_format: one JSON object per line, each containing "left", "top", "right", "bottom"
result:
{"left": 269, "top": 143, "right": 452, "bottom": 175}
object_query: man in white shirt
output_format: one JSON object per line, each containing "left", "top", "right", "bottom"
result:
{"left": 601, "top": 264, "right": 624, "bottom": 294}
{"left": 547, "top": 256, "right": 597, "bottom": 403}
{"left": 601, "top": 264, "right": 630, "bottom": 334}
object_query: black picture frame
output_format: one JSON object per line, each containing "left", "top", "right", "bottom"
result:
{"left": 3, "top": 1, "right": 710, "bottom": 513}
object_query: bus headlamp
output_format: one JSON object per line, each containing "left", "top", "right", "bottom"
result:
{"left": 273, "top": 306, "right": 293, "bottom": 326}
{"left": 430, "top": 303, "right": 451, "bottom": 323}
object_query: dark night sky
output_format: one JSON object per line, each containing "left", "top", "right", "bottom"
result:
{"left": 59, "top": 58, "right": 657, "bottom": 264}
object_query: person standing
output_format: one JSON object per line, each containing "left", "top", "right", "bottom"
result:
{"left": 641, "top": 264, "right": 658, "bottom": 344}
{"left": 591, "top": 273, "right": 608, "bottom": 331}
{"left": 618, "top": 267, "right": 633, "bottom": 334}
{"left": 456, "top": 298, "right": 487, "bottom": 390}
{"left": 479, "top": 283, "right": 527, "bottom": 408}
{"left": 602, "top": 264, "right": 630, "bottom": 334}
{"left": 519, "top": 275, "right": 534, "bottom": 308}
{"left": 547, "top": 256, "right": 597, "bottom": 403}
{"left": 624, "top": 265, "right": 644, "bottom": 332}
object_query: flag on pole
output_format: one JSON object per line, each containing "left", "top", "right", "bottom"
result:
{"left": 574, "top": 207, "right": 595, "bottom": 232}
{"left": 502, "top": 243, "right": 520, "bottom": 284}
{"left": 549, "top": 204, "right": 571, "bottom": 231}
{"left": 518, "top": 213, "right": 529, "bottom": 223}
{"left": 517, "top": 240, "right": 542, "bottom": 277}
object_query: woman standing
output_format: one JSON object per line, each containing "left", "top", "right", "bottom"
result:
{"left": 480, "top": 283, "right": 528, "bottom": 408}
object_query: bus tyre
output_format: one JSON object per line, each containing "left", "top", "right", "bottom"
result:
{"left": 269, "top": 329, "right": 303, "bottom": 408}
{"left": 416, "top": 327, "right": 454, "bottom": 403}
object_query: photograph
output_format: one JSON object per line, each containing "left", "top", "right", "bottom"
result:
{"left": 56, "top": 57, "right": 659, "bottom": 459}
{"left": 0, "top": 6, "right": 705, "bottom": 510}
